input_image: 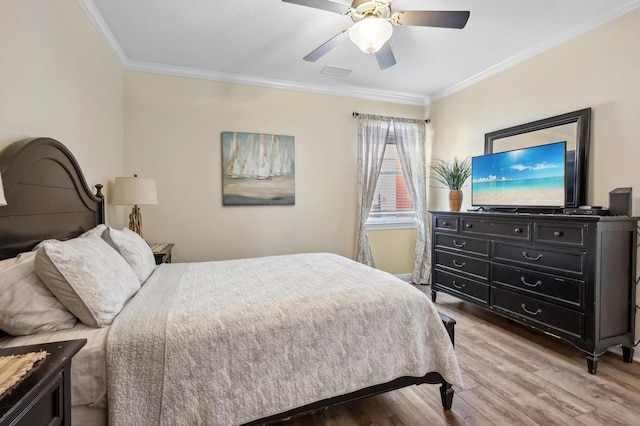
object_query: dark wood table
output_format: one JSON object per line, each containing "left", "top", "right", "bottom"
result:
{"left": 0, "top": 339, "right": 86, "bottom": 426}
{"left": 150, "top": 243, "right": 174, "bottom": 264}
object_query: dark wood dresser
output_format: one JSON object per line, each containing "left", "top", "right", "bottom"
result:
{"left": 430, "top": 211, "right": 637, "bottom": 374}
{"left": 0, "top": 340, "right": 85, "bottom": 426}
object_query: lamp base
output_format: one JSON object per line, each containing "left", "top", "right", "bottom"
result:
{"left": 128, "top": 205, "right": 143, "bottom": 237}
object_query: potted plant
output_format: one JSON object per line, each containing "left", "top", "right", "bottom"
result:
{"left": 430, "top": 158, "right": 472, "bottom": 211}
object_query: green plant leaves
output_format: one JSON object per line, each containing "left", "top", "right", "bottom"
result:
{"left": 430, "top": 158, "right": 472, "bottom": 190}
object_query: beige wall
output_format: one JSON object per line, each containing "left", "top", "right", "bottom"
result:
{"left": 429, "top": 8, "right": 640, "bottom": 213}
{"left": 0, "top": 0, "right": 125, "bottom": 225}
{"left": 123, "top": 71, "right": 423, "bottom": 266}
{"left": 368, "top": 228, "right": 418, "bottom": 275}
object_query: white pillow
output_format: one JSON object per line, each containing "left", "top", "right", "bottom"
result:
{"left": 34, "top": 235, "right": 140, "bottom": 327}
{"left": 30, "top": 224, "right": 108, "bottom": 252}
{"left": 106, "top": 227, "right": 156, "bottom": 283}
{"left": 0, "top": 251, "right": 77, "bottom": 335}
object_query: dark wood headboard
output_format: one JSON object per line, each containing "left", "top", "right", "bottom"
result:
{"left": 0, "top": 137, "right": 104, "bottom": 260}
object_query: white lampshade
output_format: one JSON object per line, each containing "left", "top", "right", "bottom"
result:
{"left": 349, "top": 18, "right": 393, "bottom": 54}
{"left": 112, "top": 176, "right": 158, "bottom": 206}
{"left": 0, "top": 173, "right": 6, "bottom": 206}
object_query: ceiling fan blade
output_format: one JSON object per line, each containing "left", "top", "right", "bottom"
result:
{"left": 282, "top": 0, "right": 350, "bottom": 14}
{"left": 303, "top": 29, "right": 349, "bottom": 62}
{"left": 393, "top": 10, "right": 470, "bottom": 29}
{"left": 375, "top": 43, "right": 396, "bottom": 70}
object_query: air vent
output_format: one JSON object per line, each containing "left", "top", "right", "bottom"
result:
{"left": 321, "top": 65, "right": 352, "bottom": 77}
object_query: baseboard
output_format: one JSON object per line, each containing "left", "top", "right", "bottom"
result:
{"left": 395, "top": 273, "right": 412, "bottom": 282}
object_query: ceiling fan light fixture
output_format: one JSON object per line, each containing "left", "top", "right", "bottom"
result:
{"left": 348, "top": 18, "right": 392, "bottom": 54}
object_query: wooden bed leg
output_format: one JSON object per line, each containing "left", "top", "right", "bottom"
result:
{"left": 440, "top": 381, "right": 454, "bottom": 410}
{"left": 438, "top": 313, "right": 456, "bottom": 409}
{"left": 438, "top": 312, "right": 456, "bottom": 347}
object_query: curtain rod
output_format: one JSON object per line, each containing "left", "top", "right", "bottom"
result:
{"left": 352, "top": 111, "right": 430, "bottom": 123}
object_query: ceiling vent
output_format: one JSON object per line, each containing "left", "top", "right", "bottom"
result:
{"left": 321, "top": 65, "right": 352, "bottom": 77}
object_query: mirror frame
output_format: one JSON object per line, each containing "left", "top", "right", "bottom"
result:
{"left": 484, "top": 108, "right": 591, "bottom": 209}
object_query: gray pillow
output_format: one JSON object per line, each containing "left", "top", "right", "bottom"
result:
{"left": 100, "top": 228, "right": 122, "bottom": 254}
{"left": 0, "top": 251, "right": 77, "bottom": 335}
{"left": 35, "top": 235, "right": 141, "bottom": 327}
{"left": 107, "top": 227, "right": 156, "bottom": 284}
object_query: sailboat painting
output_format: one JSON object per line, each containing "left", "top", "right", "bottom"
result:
{"left": 222, "top": 132, "right": 295, "bottom": 206}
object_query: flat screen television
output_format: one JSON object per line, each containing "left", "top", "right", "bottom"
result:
{"left": 471, "top": 141, "right": 566, "bottom": 209}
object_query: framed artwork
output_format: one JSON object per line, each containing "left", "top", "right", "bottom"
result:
{"left": 221, "top": 132, "right": 295, "bottom": 206}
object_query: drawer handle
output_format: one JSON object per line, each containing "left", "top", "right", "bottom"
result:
{"left": 452, "top": 280, "right": 466, "bottom": 290}
{"left": 453, "top": 240, "right": 466, "bottom": 248}
{"left": 465, "top": 223, "right": 473, "bottom": 229}
{"left": 452, "top": 260, "right": 466, "bottom": 268}
{"left": 522, "top": 251, "right": 543, "bottom": 261}
{"left": 442, "top": 221, "right": 449, "bottom": 226}
{"left": 521, "top": 304, "right": 542, "bottom": 316}
{"left": 520, "top": 277, "right": 542, "bottom": 287}
{"left": 554, "top": 231, "right": 563, "bottom": 237}
{"left": 514, "top": 228, "right": 523, "bottom": 233}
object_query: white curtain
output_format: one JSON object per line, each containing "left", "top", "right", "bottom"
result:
{"left": 394, "top": 119, "right": 431, "bottom": 284}
{"left": 355, "top": 115, "right": 392, "bottom": 266}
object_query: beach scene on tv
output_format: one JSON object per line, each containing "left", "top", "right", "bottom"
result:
{"left": 472, "top": 141, "right": 566, "bottom": 207}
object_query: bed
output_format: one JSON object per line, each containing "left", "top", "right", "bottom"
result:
{"left": 0, "top": 137, "right": 463, "bottom": 425}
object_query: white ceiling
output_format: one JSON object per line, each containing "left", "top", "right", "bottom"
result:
{"left": 81, "top": 0, "right": 640, "bottom": 105}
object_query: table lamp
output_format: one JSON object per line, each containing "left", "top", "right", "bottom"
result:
{"left": 112, "top": 175, "right": 158, "bottom": 237}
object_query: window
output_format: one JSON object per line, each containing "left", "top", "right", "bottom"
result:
{"left": 366, "top": 129, "right": 416, "bottom": 228}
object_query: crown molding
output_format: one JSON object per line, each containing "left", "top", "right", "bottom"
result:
{"left": 78, "top": 0, "right": 128, "bottom": 67}
{"left": 78, "top": 1, "right": 428, "bottom": 106}
{"left": 124, "top": 60, "right": 429, "bottom": 106}
{"left": 431, "top": 0, "right": 640, "bottom": 101}
{"left": 81, "top": 0, "right": 639, "bottom": 106}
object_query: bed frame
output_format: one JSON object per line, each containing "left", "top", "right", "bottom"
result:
{"left": 0, "top": 137, "right": 456, "bottom": 424}
{"left": 0, "top": 137, "right": 104, "bottom": 260}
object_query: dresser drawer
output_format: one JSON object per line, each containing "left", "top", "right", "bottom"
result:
{"left": 492, "top": 287, "right": 585, "bottom": 339}
{"left": 534, "top": 222, "right": 588, "bottom": 248}
{"left": 434, "top": 216, "right": 458, "bottom": 231}
{"left": 493, "top": 242, "right": 585, "bottom": 276}
{"left": 434, "top": 233, "right": 489, "bottom": 256}
{"left": 460, "top": 218, "right": 530, "bottom": 240}
{"left": 433, "top": 269, "right": 490, "bottom": 304}
{"left": 434, "top": 250, "right": 489, "bottom": 281}
{"left": 492, "top": 264, "right": 584, "bottom": 309}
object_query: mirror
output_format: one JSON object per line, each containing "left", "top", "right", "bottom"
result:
{"left": 484, "top": 108, "right": 591, "bottom": 209}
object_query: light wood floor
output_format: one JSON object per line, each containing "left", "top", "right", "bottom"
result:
{"left": 281, "top": 287, "right": 640, "bottom": 426}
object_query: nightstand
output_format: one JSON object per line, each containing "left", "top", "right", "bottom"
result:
{"left": 150, "top": 243, "right": 174, "bottom": 264}
{"left": 0, "top": 339, "right": 86, "bottom": 426}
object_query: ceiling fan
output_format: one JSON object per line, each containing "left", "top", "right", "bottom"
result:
{"left": 283, "top": 0, "right": 470, "bottom": 70}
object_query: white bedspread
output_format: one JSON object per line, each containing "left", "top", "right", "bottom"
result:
{"left": 107, "top": 253, "right": 462, "bottom": 426}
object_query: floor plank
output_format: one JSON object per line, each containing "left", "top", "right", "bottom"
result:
{"left": 277, "top": 287, "right": 640, "bottom": 425}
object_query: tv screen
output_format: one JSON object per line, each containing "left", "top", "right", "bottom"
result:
{"left": 472, "top": 141, "right": 566, "bottom": 208}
